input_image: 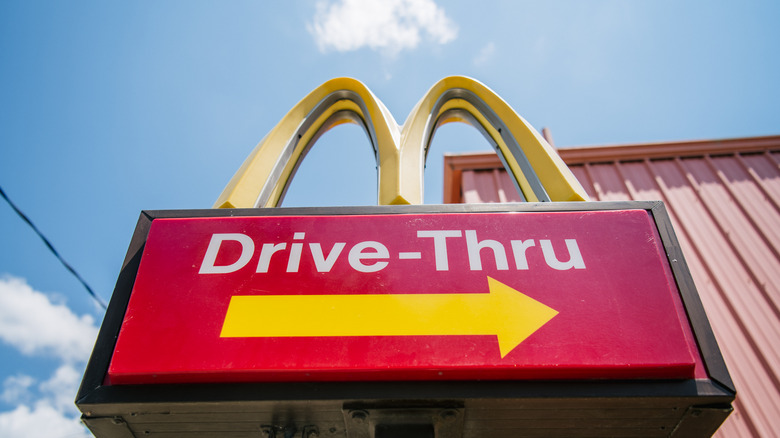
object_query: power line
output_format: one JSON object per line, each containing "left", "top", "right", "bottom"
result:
{"left": 0, "top": 184, "right": 107, "bottom": 310}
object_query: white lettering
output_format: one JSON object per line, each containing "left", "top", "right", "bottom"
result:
{"left": 348, "top": 241, "right": 389, "bottom": 273}
{"left": 541, "top": 239, "right": 586, "bottom": 270}
{"left": 199, "top": 233, "right": 255, "bottom": 274}
{"left": 256, "top": 243, "right": 287, "bottom": 273}
{"left": 510, "top": 239, "right": 536, "bottom": 270}
{"left": 417, "top": 230, "right": 462, "bottom": 271}
{"left": 198, "top": 230, "right": 586, "bottom": 276}
{"left": 286, "top": 232, "right": 306, "bottom": 272}
{"left": 310, "top": 242, "right": 346, "bottom": 272}
{"left": 466, "top": 230, "right": 508, "bottom": 271}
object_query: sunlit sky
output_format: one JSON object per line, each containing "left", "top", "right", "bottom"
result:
{"left": 1, "top": 1, "right": 778, "bottom": 436}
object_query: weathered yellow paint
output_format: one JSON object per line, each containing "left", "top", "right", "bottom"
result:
{"left": 220, "top": 276, "right": 558, "bottom": 358}
{"left": 214, "top": 76, "right": 589, "bottom": 208}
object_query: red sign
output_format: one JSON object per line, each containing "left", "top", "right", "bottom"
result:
{"left": 108, "top": 210, "right": 703, "bottom": 384}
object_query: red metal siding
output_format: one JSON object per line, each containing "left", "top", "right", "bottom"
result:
{"left": 448, "top": 137, "right": 780, "bottom": 437}
{"left": 462, "top": 169, "right": 524, "bottom": 203}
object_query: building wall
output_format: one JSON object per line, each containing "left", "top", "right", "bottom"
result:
{"left": 444, "top": 135, "right": 780, "bottom": 437}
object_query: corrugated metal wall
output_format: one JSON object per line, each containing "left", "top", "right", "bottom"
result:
{"left": 445, "top": 136, "right": 780, "bottom": 437}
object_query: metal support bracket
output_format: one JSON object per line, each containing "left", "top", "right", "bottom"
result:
{"left": 81, "top": 416, "right": 135, "bottom": 438}
{"left": 342, "top": 404, "right": 464, "bottom": 438}
{"left": 671, "top": 404, "right": 734, "bottom": 436}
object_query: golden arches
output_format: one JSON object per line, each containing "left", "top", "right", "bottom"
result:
{"left": 214, "top": 76, "right": 588, "bottom": 208}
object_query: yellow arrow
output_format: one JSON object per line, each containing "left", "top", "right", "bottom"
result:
{"left": 220, "top": 277, "right": 558, "bottom": 358}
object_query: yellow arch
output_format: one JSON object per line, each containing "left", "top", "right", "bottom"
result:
{"left": 214, "top": 78, "right": 403, "bottom": 208}
{"left": 214, "top": 76, "right": 588, "bottom": 208}
{"left": 400, "top": 76, "right": 588, "bottom": 203}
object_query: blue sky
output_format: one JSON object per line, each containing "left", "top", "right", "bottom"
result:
{"left": 0, "top": 1, "right": 778, "bottom": 435}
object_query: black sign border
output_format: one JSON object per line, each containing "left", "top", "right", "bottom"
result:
{"left": 76, "top": 201, "right": 734, "bottom": 425}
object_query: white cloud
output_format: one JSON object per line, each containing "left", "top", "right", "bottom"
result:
{"left": 309, "top": 0, "right": 458, "bottom": 56}
{"left": 0, "top": 276, "right": 98, "bottom": 363}
{"left": 0, "top": 403, "right": 89, "bottom": 438}
{"left": 0, "top": 276, "right": 95, "bottom": 438}
{"left": 473, "top": 41, "right": 496, "bottom": 67}
{"left": 38, "top": 365, "right": 82, "bottom": 414}
{"left": 0, "top": 365, "right": 88, "bottom": 437}
{"left": 1, "top": 375, "right": 35, "bottom": 405}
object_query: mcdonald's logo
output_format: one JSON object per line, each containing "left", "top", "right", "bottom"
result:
{"left": 214, "top": 76, "right": 589, "bottom": 208}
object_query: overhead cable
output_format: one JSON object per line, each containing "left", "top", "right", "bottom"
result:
{"left": 0, "top": 184, "right": 107, "bottom": 309}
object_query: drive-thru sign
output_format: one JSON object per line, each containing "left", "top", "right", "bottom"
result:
{"left": 109, "top": 209, "right": 700, "bottom": 384}
{"left": 76, "top": 77, "right": 733, "bottom": 437}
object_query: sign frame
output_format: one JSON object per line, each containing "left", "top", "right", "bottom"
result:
{"left": 76, "top": 201, "right": 734, "bottom": 437}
